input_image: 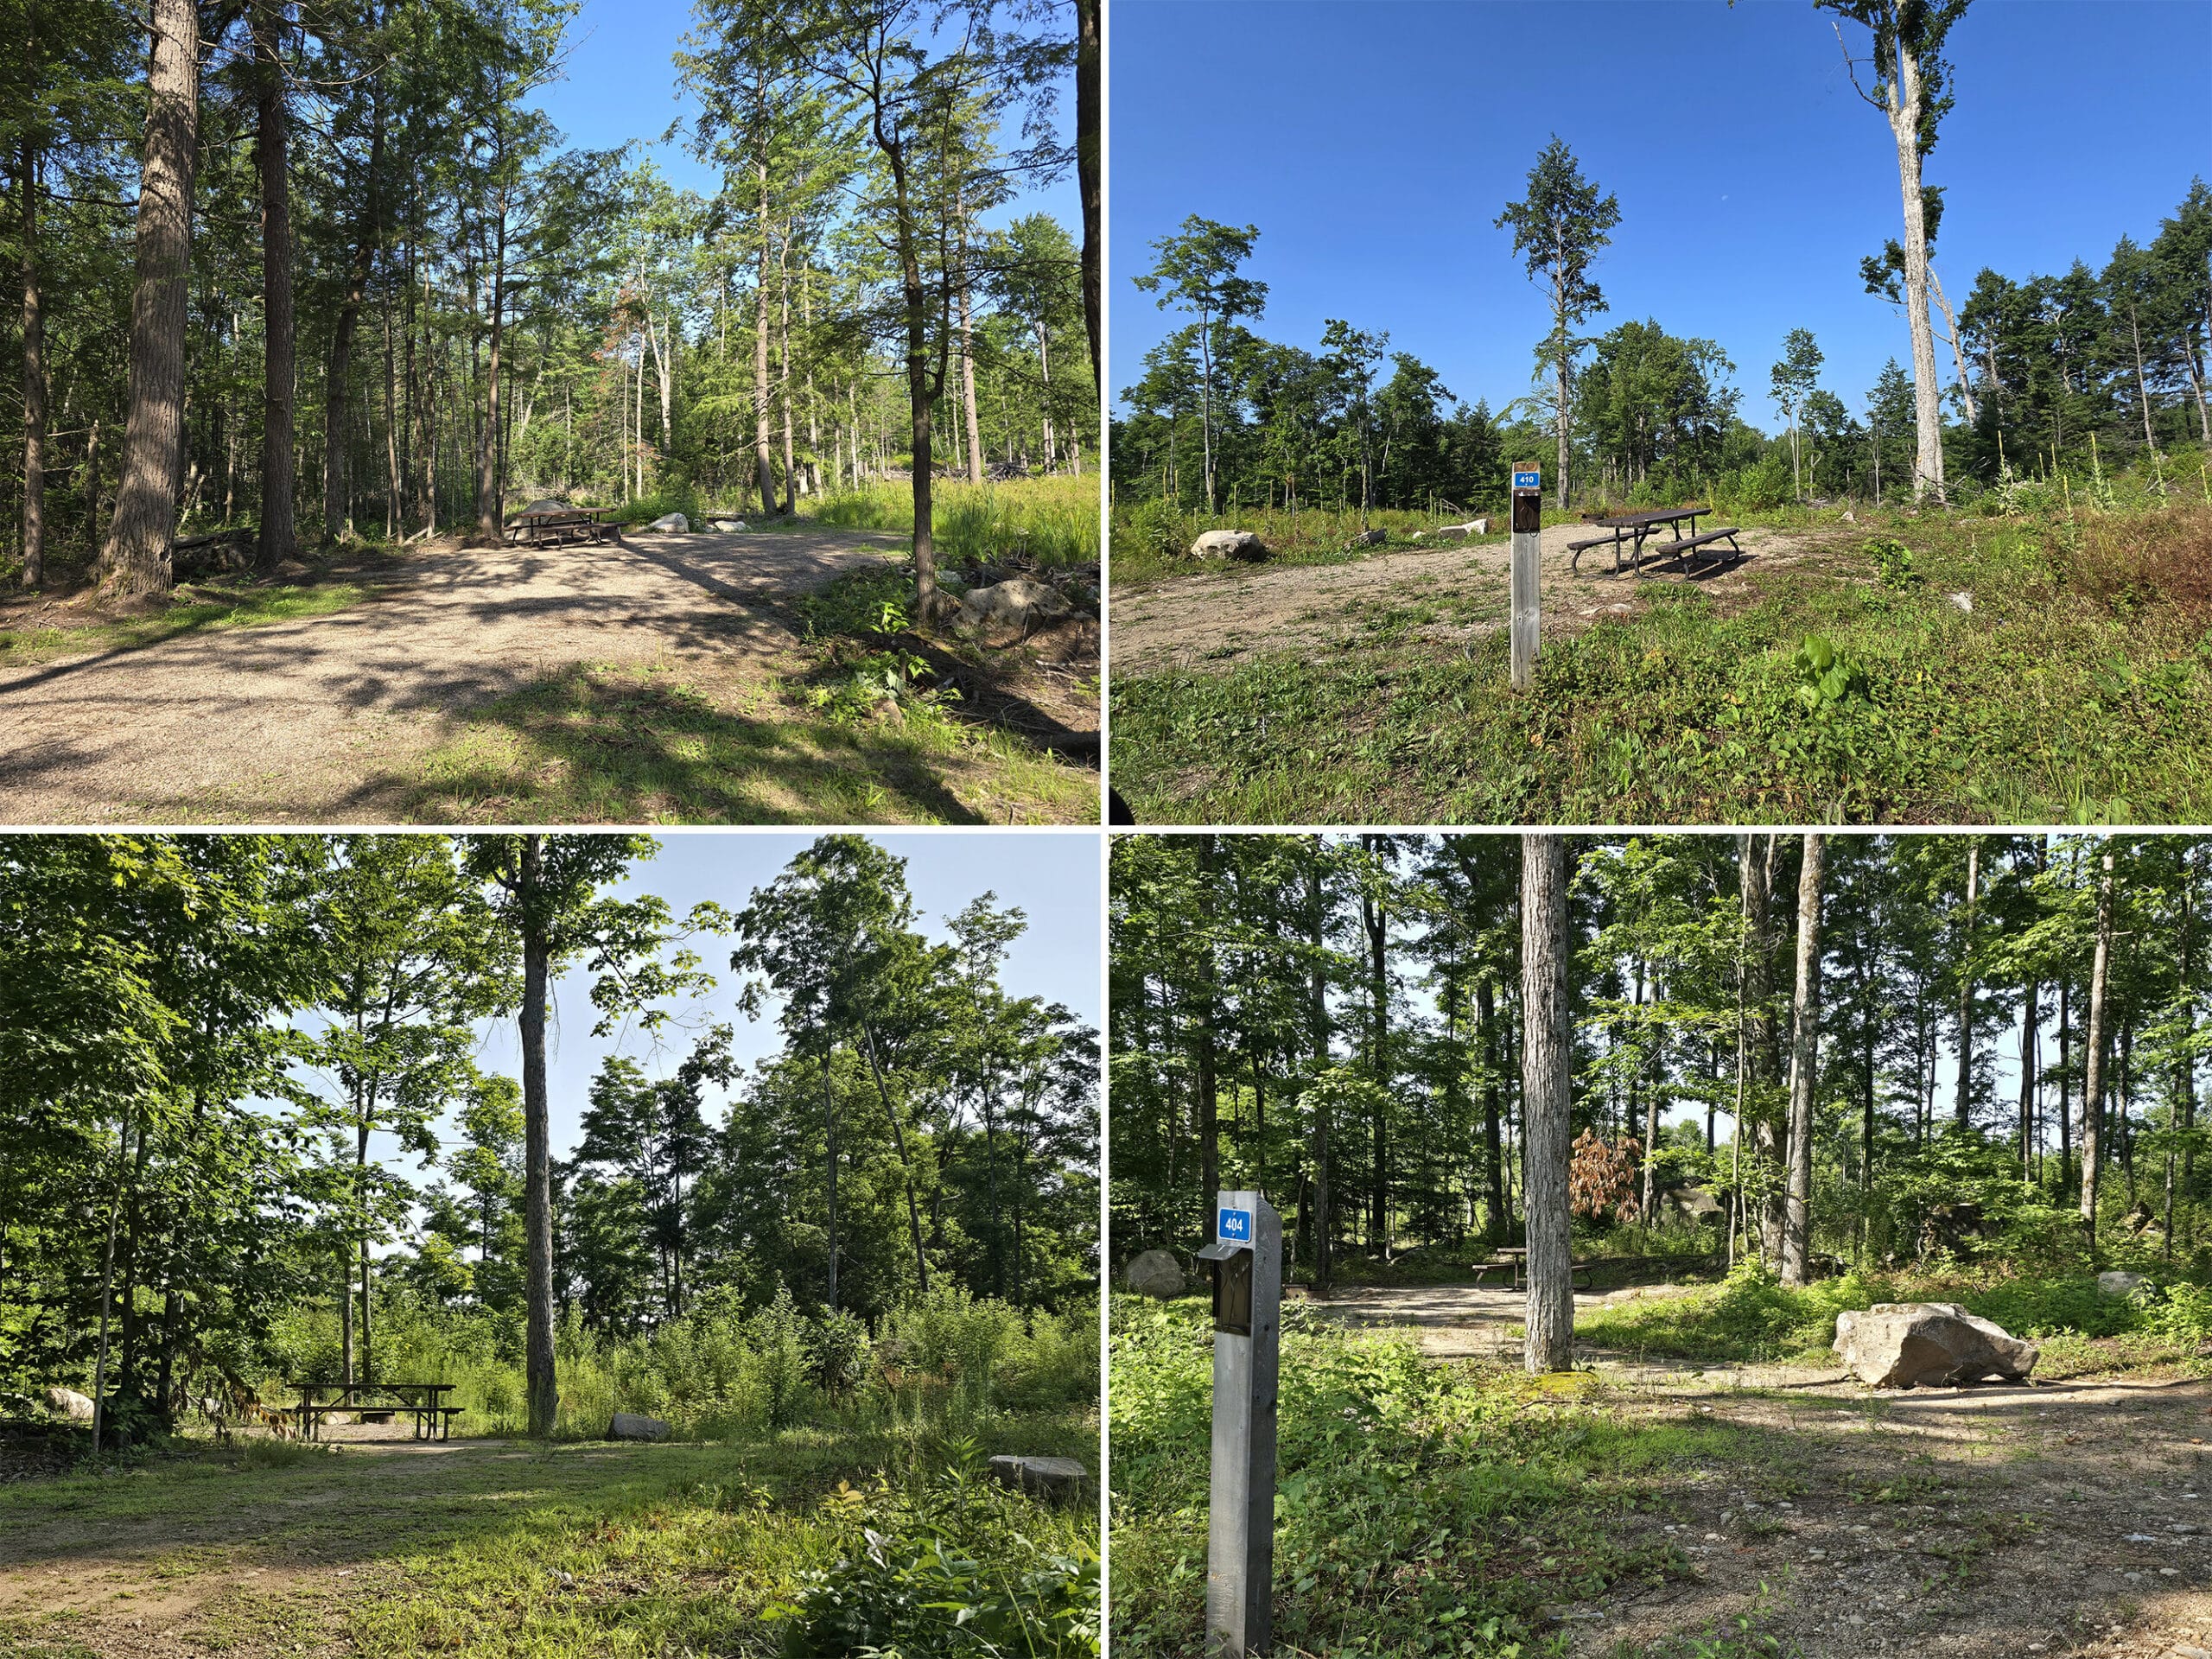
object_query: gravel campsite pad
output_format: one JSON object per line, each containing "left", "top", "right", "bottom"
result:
{"left": 1306, "top": 1281, "right": 2212, "bottom": 1658}
{"left": 1109, "top": 522, "right": 1824, "bottom": 681}
{"left": 0, "top": 525, "right": 902, "bottom": 823}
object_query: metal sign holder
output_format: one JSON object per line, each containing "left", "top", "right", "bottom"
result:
{"left": 1197, "top": 1190, "right": 1281, "bottom": 1657}
{"left": 1510, "top": 467, "right": 1543, "bottom": 690}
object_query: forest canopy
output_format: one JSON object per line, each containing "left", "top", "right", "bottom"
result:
{"left": 0, "top": 832, "right": 1099, "bottom": 1434}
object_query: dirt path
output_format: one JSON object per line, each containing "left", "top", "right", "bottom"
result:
{"left": 1109, "top": 522, "right": 1829, "bottom": 678}
{"left": 0, "top": 524, "right": 899, "bottom": 823}
{"left": 1320, "top": 1282, "right": 2212, "bottom": 1658}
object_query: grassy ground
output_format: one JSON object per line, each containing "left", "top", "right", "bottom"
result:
{"left": 804, "top": 476, "right": 1102, "bottom": 568}
{"left": 0, "top": 569, "right": 384, "bottom": 666}
{"left": 1108, "top": 466, "right": 2212, "bottom": 823}
{"left": 1110, "top": 1274, "right": 2212, "bottom": 1658}
{"left": 0, "top": 1408, "right": 1097, "bottom": 1659}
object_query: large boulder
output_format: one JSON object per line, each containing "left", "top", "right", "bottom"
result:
{"left": 987, "top": 1454, "right": 1089, "bottom": 1503}
{"left": 607, "top": 1411, "right": 671, "bottom": 1442}
{"left": 707, "top": 518, "right": 750, "bottom": 533}
{"left": 957, "top": 577, "right": 1073, "bottom": 640}
{"left": 520, "top": 498, "right": 569, "bottom": 516}
{"left": 2098, "top": 1270, "right": 2149, "bottom": 1299}
{"left": 1188, "top": 529, "right": 1268, "bottom": 562}
{"left": 1833, "top": 1302, "right": 2037, "bottom": 1389}
{"left": 1122, "top": 1249, "right": 1185, "bottom": 1299}
{"left": 42, "top": 1387, "right": 94, "bottom": 1423}
{"left": 1351, "top": 528, "right": 1387, "bottom": 548}
{"left": 647, "top": 512, "right": 690, "bottom": 534}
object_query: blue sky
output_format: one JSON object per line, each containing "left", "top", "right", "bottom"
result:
{"left": 529, "top": 0, "right": 1080, "bottom": 235}
{"left": 339, "top": 831, "right": 1101, "bottom": 1189}
{"left": 1108, "top": 0, "right": 2212, "bottom": 434}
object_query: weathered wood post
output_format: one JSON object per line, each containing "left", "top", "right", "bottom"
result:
{"left": 1198, "top": 1189, "right": 1281, "bottom": 1657}
{"left": 1510, "top": 467, "right": 1543, "bottom": 690}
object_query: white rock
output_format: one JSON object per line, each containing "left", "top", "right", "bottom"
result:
{"left": 957, "top": 577, "right": 1074, "bottom": 638}
{"left": 607, "top": 1411, "right": 671, "bottom": 1441}
{"left": 709, "top": 518, "right": 750, "bottom": 533}
{"left": 648, "top": 512, "right": 690, "bottom": 533}
{"left": 1122, "top": 1249, "right": 1185, "bottom": 1299}
{"left": 1832, "top": 1302, "right": 2037, "bottom": 1389}
{"left": 987, "top": 1453, "right": 1089, "bottom": 1502}
{"left": 1188, "top": 529, "right": 1268, "bottom": 561}
{"left": 1948, "top": 590, "right": 1973, "bottom": 612}
{"left": 2097, "top": 1269, "right": 2148, "bottom": 1299}
{"left": 42, "top": 1387, "right": 94, "bottom": 1422}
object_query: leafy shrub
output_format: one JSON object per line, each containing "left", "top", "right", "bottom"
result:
{"left": 810, "top": 1306, "right": 873, "bottom": 1395}
{"left": 777, "top": 1439, "right": 1100, "bottom": 1657}
{"left": 1866, "top": 535, "right": 1921, "bottom": 588}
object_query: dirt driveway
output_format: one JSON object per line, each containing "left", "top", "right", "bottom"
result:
{"left": 0, "top": 525, "right": 899, "bottom": 824}
{"left": 1311, "top": 1281, "right": 2212, "bottom": 1659}
{"left": 1109, "top": 523, "right": 1827, "bottom": 678}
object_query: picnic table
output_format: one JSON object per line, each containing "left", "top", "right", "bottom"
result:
{"left": 1567, "top": 505, "right": 1745, "bottom": 578}
{"left": 285, "top": 1380, "right": 465, "bottom": 1442}
{"left": 1471, "top": 1248, "right": 1724, "bottom": 1292}
{"left": 507, "top": 504, "right": 618, "bottom": 547}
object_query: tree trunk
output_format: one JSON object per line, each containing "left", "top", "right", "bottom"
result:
{"left": 855, "top": 1021, "right": 931, "bottom": 1294}
{"left": 779, "top": 226, "right": 796, "bottom": 513}
{"left": 2080, "top": 850, "right": 2113, "bottom": 1250}
{"left": 1478, "top": 976, "right": 1505, "bottom": 1239}
{"left": 1521, "top": 834, "right": 1574, "bottom": 1372}
{"left": 1363, "top": 842, "right": 1389, "bottom": 1251}
{"left": 957, "top": 205, "right": 983, "bottom": 484}
{"left": 1197, "top": 834, "right": 1219, "bottom": 1233}
{"left": 1886, "top": 39, "right": 1947, "bottom": 501}
{"left": 823, "top": 1033, "right": 838, "bottom": 1308}
{"left": 2019, "top": 979, "right": 2039, "bottom": 1184}
{"left": 253, "top": 4, "right": 295, "bottom": 572}
{"left": 1928, "top": 266, "right": 1979, "bottom": 425}
{"left": 91, "top": 1114, "right": 131, "bottom": 1460}
{"left": 324, "top": 73, "right": 383, "bottom": 542}
{"left": 1306, "top": 843, "right": 1332, "bottom": 1294}
{"left": 476, "top": 172, "right": 507, "bottom": 541}
{"left": 98, "top": 0, "right": 200, "bottom": 597}
{"left": 519, "top": 835, "right": 556, "bottom": 1437}
{"left": 877, "top": 124, "right": 942, "bottom": 616}
{"left": 1740, "top": 836, "right": 1783, "bottom": 1264}
{"left": 19, "top": 121, "right": 44, "bottom": 589}
{"left": 1955, "top": 842, "right": 1978, "bottom": 1126}
{"left": 1780, "top": 834, "right": 1825, "bottom": 1287}
{"left": 1074, "top": 0, "right": 1099, "bottom": 384}
{"left": 753, "top": 144, "right": 776, "bottom": 512}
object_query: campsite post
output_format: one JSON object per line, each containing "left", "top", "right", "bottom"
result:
{"left": 1198, "top": 1189, "right": 1281, "bottom": 1656}
{"left": 1510, "top": 467, "right": 1543, "bottom": 690}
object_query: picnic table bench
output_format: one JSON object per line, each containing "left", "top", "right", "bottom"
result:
{"left": 1567, "top": 505, "right": 1746, "bottom": 578}
{"left": 285, "top": 1381, "right": 465, "bottom": 1442}
{"left": 506, "top": 505, "right": 619, "bottom": 547}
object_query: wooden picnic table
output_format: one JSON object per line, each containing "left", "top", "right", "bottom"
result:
{"left": 1471, "top": 1247, "right": 1723, "bottom": 1292}
{"left": 1567, "top": 505, "right": 1745, "bottom": 578}
{"left": 507, "top": 505, "right": 618, "bottom": 547}
{"left": 285, "top": 1380, "right": 465, "bottom": 1442}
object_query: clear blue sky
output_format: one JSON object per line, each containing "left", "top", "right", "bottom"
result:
{"left": 529, "top": 0, "right": 1080, "bottom": 235}
{"left": 1108, "top": 0, "right": 2212, "bottom": 434}
{"left": 344, "top": 831, "right": 1101, "bottom": 1191}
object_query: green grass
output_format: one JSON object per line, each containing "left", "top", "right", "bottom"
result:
{"left": 805, "top": 476, "right": 1102, "bottom": 568}
{"left": 1110, "top": 499, "right": 1520, "bottom": 586}
{"left": 1109, "top": 1296, "right": 1759, "bottom": 1658}
{"left": 1109, "top": 493, "right": 2212, "bottom": 823}
{"left": 385, "top": 658, "right": 1096, "bottom": 824}
{"left": 0, "top": 1410, "right": 1096, "bottom": 1658}
{"left": 1577, "top": 1262, "right": 2212, "bottom": 1376}
{"left": 0, "top": 573, "right": 378, "bottom": 664}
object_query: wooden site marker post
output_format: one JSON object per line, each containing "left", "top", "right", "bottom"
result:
{"left": 1510, "top": 467, "right": 1543, "bottom": 690}
{"left": 1198, "top": 1190, "right": 1281, "bottom": 1658}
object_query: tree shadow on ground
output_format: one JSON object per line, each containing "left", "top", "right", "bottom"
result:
{"left": 362, "top": 662, "right": 1014, "bottom": 824}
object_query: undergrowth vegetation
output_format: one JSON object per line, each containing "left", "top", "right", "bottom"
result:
{"left": 806, "top": 476, "right": 1101, "bottom": 568}
{"left": 1109, "top": 1297, "right": 1722, "bottom": 1658}
{"left": 255, "top": 1285, "right": 1097, "bottom": 1444}
{"left": 1577, "top": 1260, "right": 2212, "bottom": 1376}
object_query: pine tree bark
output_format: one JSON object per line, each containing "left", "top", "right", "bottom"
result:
{"left": 518, "top": 835, "right": 556, "bottom": 1437}
{"left": 19, "top": 120, "right": 44, "bottom": 589}
{"left": 752, "top": 137, "right": 776, "bottom": 512}
{"left": 1520, "top": 833, "right": 1573, "bottom": 1373}
{"left": 98, "top": 0, "right": 200, "bottom": 596}
{"left": 956, "top": 201, "right": 983, "bottom": 484}
{"left": 1955, "top": 842, "right": 1978, "bottom": 1126}
{"left": 2079, "top": 850, "right": 2113, "bottom": 1251}
{"left": 324, "top": 71, "right": 383, "bottom": 542}
{"left": 1073, "top": 0, "right": 1099, "bottom": 384}
{"left": 1780, "top": 834, "right": 1825, "bottom": 1287}
{"left": 252, "top": 3, "right": 296, "bottom": 572}
{"left": 1739, "top": 836, "right": 1783, "bottom": 1264}
{"left": 1197, "top": 834, "right": 1219, "bottom": 1234}
{"left": 475, "top": 171, "right": 507, "bottom": 540}
{"left": 1306, "top": 842, "right": 1332, "bottom": 1294}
